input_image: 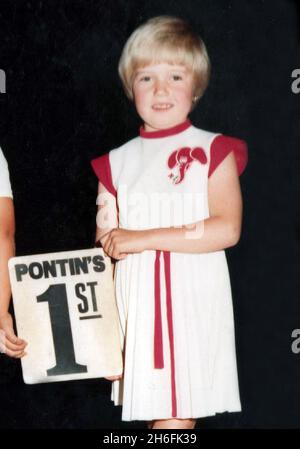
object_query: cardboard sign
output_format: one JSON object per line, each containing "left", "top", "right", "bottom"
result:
{"left": 8, "top": 248, "right": 123, "bottom": 384}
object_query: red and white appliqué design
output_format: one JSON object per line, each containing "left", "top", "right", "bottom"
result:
{"left": 167, "top": 147, "right": 207, "bottom": 184}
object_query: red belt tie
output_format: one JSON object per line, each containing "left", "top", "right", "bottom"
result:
{"left": 154, "top": 250, "right": 177, "bottom": 418}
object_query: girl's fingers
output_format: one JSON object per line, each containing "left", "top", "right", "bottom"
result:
{"left": 99, "top": 236, "right": 109, "bottom": 254}
{"left": 107, "top": 241, "right": 115, "bottom": 258}
{"left": 15, "top": 351, "right": 27, "bottom": 359}
{"left": 101, "top": 232, "right": 111, "bottom": 246}
{"left": 3, "top": 348, "right": 26, "bottom": 358}
{"left": 102, "top": 231, "right": 127, "bottom": 260}
{"left": 117, "top": 253, "right": 128, "bottom": 260}
{"left": 102, "top": 236, "right": 112, "bottom": 257}
{"left": 102, "top": 244, "right": 109, "bottom": 257}
{"left": 104, "top": 246, "right": 112, "bottom": 258}
{"left": 111, "top": 241, "right": 124, "bottom": 260}
{"left": 5, "top": 331, "right": 27, "bottom": 346}
{"left": 3, "top": 339, "right": 27, "bottom": 352}
{"left": 100, "top": 230, "right": 110, "bottom": 241}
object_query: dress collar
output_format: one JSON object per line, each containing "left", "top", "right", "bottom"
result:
{"left": 139, "top": 119, "right": 192, "bottom": 139}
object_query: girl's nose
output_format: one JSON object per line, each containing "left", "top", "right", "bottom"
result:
{"left": 154, "top": 79, "right": 169, "bottom": 95}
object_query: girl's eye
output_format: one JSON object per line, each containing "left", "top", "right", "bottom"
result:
{"left": 139, "top": 76, "right": 151, "bottom": 82}
{"left": 172, "top": 75, "right": 183, "bottom": 81}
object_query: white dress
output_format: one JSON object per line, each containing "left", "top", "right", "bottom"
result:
{"left": 0, "top": 147, "right": 13, "bottom": 198}
{"left": 91, "top": 120, "right": 248, "bottom": 421}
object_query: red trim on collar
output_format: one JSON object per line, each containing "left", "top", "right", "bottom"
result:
{"left": 140, "top": 119, "right": 192, "bottom": 139}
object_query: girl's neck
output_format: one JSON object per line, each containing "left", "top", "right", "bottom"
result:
{"left": 140, "top": 119, "right": 192, "bottom": 139}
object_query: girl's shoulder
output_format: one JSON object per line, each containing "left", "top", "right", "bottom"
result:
{"left": 90, "top": 136, "right": 140, "bottom": 195}
{"left": 109, "top": 135, "right": 141, "bottom": 162}
{"left": 209, "top": 132, "right": 248, "bottom": 178}
{"left": 192, "top": 126, "right": 248, "bottom": 177}
{"left": 192, "top": 124, "right": 247, "bottom": 146}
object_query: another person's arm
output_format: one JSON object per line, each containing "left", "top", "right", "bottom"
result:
{"left": 0, "top": 197, "right": 27, "bottom": 357}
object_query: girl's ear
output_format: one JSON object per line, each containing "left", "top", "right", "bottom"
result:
{"left": 189, "top": 96, "right": 199, "bottom": 112}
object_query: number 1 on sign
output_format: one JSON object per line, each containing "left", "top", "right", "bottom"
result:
{"left": 37, "top": 284, "right": 88, "bottom": 376}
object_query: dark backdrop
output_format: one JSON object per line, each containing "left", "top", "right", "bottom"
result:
{"left": 0, "top": 0, "right": 299, "bottom": 429}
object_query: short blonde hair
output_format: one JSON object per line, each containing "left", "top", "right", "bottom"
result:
{"left": 118, "top": 16, "right": 211, "bottom": 104}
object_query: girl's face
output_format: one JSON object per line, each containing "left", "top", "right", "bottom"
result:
{"left": 132, "top": 62, "right": 194, "bottom": 132}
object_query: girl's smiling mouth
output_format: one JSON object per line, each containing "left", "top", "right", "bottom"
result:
{"left": 152, "top": 103, "right": 174, "bottom": 110}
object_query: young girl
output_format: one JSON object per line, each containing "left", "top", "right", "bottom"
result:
{"left": 91, "top": 16, "right": 248, "bottom": 429}
{"left": 0, "top": 147, "right": 27, "bottom": 358}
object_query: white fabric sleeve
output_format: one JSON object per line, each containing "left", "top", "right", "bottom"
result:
{"left": 0, "top": 147, "right": 13, "bottom": 198}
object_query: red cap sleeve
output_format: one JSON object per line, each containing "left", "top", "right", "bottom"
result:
{"left": 208, "top": 135, "right": 248, "bottom": 178}
{"left": 90, "top": 153, "right": 117, "bottom": 197}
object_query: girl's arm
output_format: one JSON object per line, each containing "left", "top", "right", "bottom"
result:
{"left": 95, "top": 181, "right": 123, "bottom": 381}
{"left": 145, "top": 151, "right": 242, "bottom": 253}
{"left": 95, "top": 181, "right": 124, "bottom": 277}
{"left": 101, "top": 151, "right": 243, "bottom": 258}
{"left": 95, "top": 181, "right": 118, "bottom": 243}
{"left": 0, "top": 198, "right": 27, "bottom": 357}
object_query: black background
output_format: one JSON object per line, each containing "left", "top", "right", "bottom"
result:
{"left": 0, "top": 0, "right": 299, "bottom": 429}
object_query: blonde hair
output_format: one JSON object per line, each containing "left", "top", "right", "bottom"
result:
{"left": 118, "top": 16, "right": 211, "bottom": 104}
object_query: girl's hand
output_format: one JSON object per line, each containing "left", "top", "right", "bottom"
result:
{"left": 101, "top": 228, "right": 148, "bottom": 260}
{"left": 0, "top": 313, "right": 27, "bottom": 358}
